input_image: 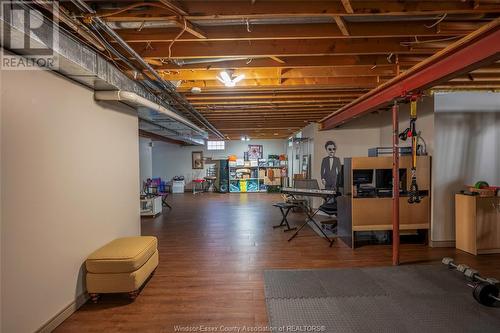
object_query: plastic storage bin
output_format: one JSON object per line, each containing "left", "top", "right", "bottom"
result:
{"left": 172, "top": 180, "right": 185, "bottom": 193}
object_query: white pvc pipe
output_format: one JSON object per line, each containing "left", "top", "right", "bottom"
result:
{"left": 94, "top": 91, "right": 207, "bottom": 137}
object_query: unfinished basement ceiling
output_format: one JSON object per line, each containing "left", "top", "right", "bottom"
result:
{"left": 61, "top": 0, "right": 500, "bottom": 139}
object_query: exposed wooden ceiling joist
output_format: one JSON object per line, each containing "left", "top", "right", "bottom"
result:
{"left": 192, "top": 100, "right": 351, "bottom": 106}
{"left": 177, "top": 76, "right": 382, "bottom": 89}
{"left": 158, "top": 66, "right": 396, "bottom": 81}
{"left": 333, "top": 16, "right": 350, "bottom": 36}
{"left": 75, "top": 1, "right": 500, "bottom": 139}
{"left": 132, "top": 38, "right": 440, "bottom": 59}
{"left": 110, "top": 22, "right": 470, "bottom": 42}
{"left": 150, "top": 55, "right": 423, "bottom": 70}
{"left": 184, "top": 92, "right": 365, "bottom": 100}
{"left": 341, "top": 0, "right": 354, "bottom": 14}
{"left": 93, "top": 1, "right": 500, "bottom": 19}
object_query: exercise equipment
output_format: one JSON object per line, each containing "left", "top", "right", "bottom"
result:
{"left": 442, "top": 257, "right": 500, "bottom": 306}
{"left": 399, "top": 97, "right": 421, "bottom": 204}
{"left": 474, "top": 180, "right": 489, "bottom": 189}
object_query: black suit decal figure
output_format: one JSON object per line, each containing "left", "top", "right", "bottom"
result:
{"left": 320, "top": 141, "right": 341, "bottom": 190}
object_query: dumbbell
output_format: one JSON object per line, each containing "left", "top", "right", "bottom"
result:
{"left": 471, "top": 282, "right": 500, "bottom": 307}
{"left": 442, "top": 257, "right": 500, "bottom": 306}
{"left": 442, "top": 257, "right": 470, "bottom": 272}
{"left": 442, "top": 257, "right": 499, "bottom": 284}
{"left": 464, "top": 268, "right": 499, "bottom": 285}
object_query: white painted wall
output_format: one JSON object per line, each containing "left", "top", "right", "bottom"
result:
{"left": 1, "top": 69, "right": 141, "bottom": 332}
{"left": 432, "top": 92, "right": 500, "bottom": 243}
{"left": 139, "top": 137, "right": 153, "bottom": 185}
{"left": 152, "top": 139, "right": 286, "bottom": 188}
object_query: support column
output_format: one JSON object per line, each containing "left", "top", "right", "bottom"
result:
{"left": 392, "top": 102, "right": 400, "bottom": 266}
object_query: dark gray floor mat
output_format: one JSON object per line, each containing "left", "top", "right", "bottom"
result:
{"left": 315, "top": 268, "right": 387, "bottom": 297}
{"left": 266, "top": 298, "right": 337, "bottom": 328}
{"left": 264, "top": 265, "right": 500, "bottom": 333}
{"left": 264, "top": 270, "right": 326, "bottom": 299}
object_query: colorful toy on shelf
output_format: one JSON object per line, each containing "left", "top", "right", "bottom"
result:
{"left": 240, "top": 180, "right": 247, "bottom": 192}
{"left": 229, "top": 182, "right": 240, "bottom": 192}
{"left": 247, "top": 180, "right": 259, "bottom": 192}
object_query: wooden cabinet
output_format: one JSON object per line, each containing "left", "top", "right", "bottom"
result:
{"left": 455, "top": 194, "right": 500, "bottom": 255}
{"left": 338, "top": 156, "right": 431, "bottom": 248}
{"left": 352, "top": 196, "right": 430, "bottom": 231}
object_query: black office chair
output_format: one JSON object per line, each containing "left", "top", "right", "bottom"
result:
{"left": 318, "top": 197, "right": 338, "bottom": 234}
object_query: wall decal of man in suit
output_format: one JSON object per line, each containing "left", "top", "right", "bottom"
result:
{"left": 321, "top": 140, "right": 341, "bottom": 190}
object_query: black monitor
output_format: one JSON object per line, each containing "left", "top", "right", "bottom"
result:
{"left": 353, "top": 169, "right": 373, "bottom": 185}
{"left": 376, "top": 169, "right": 407, "bottom": 190}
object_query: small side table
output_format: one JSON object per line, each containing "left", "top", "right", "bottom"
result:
{"left": 192, "top": 179, "right": 205, "bottom": 194}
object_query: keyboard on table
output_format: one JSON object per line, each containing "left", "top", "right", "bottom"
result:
{"left": 281, "top": 187, "right": 336, "bottom": 197}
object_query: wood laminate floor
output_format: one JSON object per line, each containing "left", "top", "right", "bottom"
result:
{"left": 56, "top": 193, "right": 500, "bottom": 332}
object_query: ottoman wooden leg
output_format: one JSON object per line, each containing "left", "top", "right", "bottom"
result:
{"left": 89, "top": 293, "right": 100, "bottom": 303}
{"left": 128, "top": 290, "right": 139, "bottom": 300}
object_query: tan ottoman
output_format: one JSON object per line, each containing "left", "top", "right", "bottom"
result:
{"left": 85, "top": 236, "right": 158, "bottom": 302}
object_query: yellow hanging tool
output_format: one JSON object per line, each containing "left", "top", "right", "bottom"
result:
{"left": 408, "top": 98, "right": 420, "bottom": 204}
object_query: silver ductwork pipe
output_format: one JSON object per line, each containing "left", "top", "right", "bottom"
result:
{"left": 0, "top": 2, "right": 207, "bottom": 145}
{"left": 69, "top": 0, "right": 224, "bottom": 139}
{"left": 95, "top": 91, "right": 207, "bottom": 136}
{"left": 33, "top": 0, "right": 105, "bottom": 52}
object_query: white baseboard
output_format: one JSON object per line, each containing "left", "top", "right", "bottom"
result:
{"left": 36, "top": 292, "right": 89, "bottom": 333}
{"left": 429, "top": 240, "right": 456, "bottom": 248}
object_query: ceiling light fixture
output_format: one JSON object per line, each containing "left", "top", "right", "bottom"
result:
{"left": 240, "top": 135, "right": 250, "bottom": 141}
{"left": 217, "top": 70, "right": 245, "bottom": 87}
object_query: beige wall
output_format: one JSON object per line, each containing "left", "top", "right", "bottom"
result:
{"left": 1, "top": 69, "right": 141, "bottom": 332}
{"left": 0, "top": 68, "right": 4, "bottom": 333}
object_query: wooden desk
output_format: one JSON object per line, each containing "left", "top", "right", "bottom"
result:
{"left": 455, "top": 194, "right": 500, "bottom": 255}
{"left": 338, "top": 195, "right": 430, "bottom": 248}
{"left": 338, "top": 156, "right": 431, "bottom": 248}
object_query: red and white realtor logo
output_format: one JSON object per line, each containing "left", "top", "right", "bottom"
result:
{"left": 0, "top": 1, "right": 59, "bottom": 70}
